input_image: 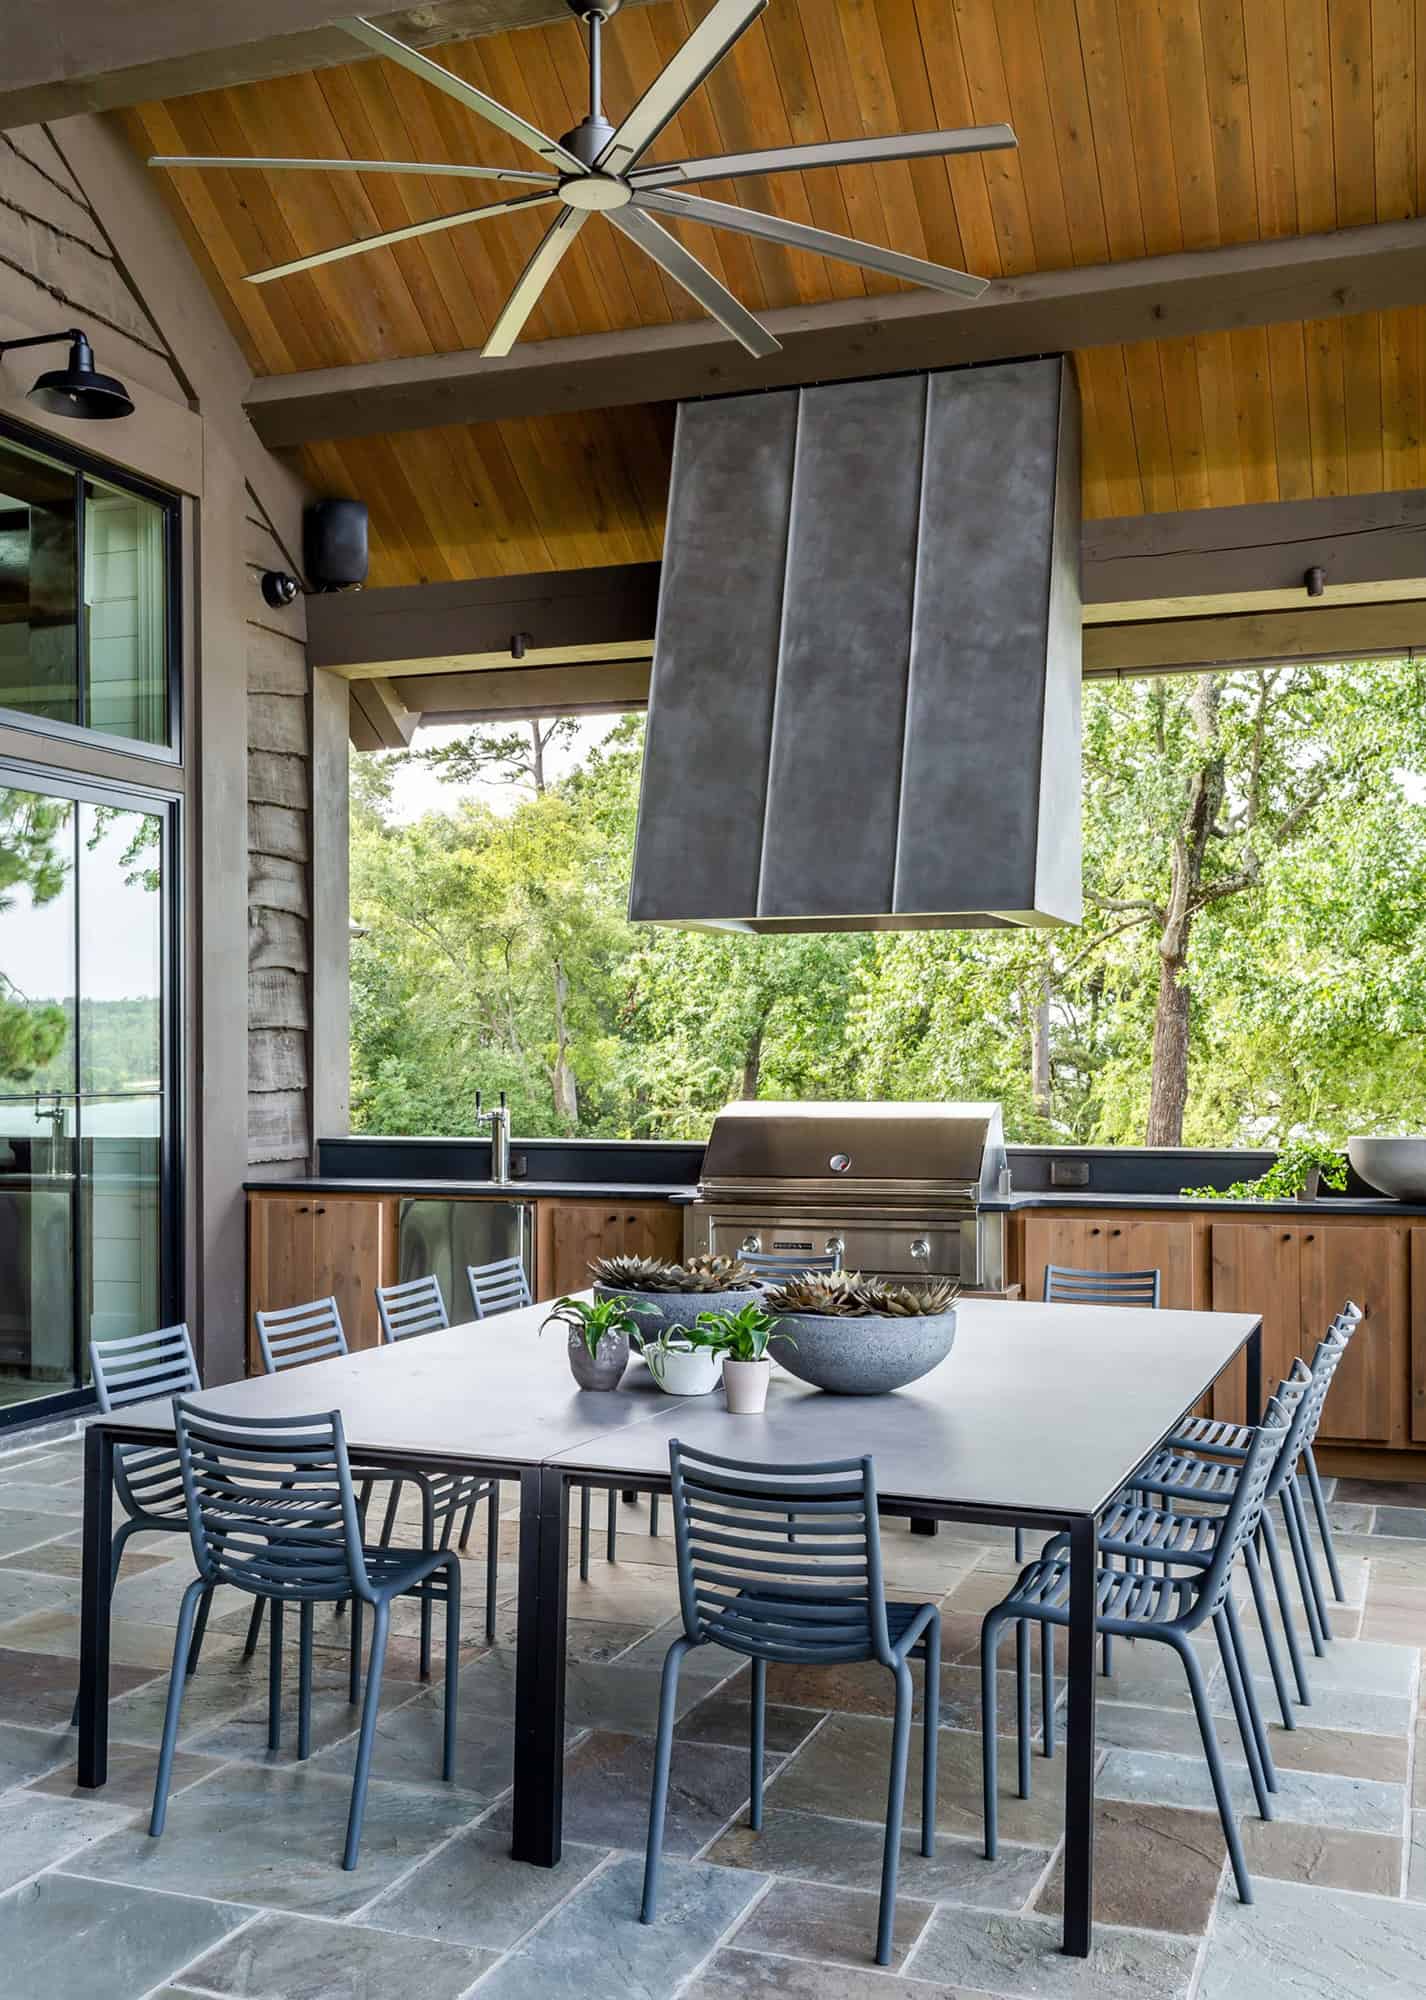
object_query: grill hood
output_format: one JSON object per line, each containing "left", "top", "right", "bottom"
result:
{"left": 629, "top": 357, "right": 1082, "bottom": 933}
{"left": 699, "top": 1099, "right": 1006, "bottom": 1202}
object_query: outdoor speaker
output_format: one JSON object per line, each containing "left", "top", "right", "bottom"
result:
{"left": 303, "top": 499, "right": 368, "bottom": 591}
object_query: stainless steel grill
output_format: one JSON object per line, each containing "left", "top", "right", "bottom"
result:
{"left": 683, "top": 1100, "right": 1007, "bottom": 1289}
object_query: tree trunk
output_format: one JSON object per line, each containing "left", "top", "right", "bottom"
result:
{"left": 1145, "top": 947, "right": 1190, "bottom": 1145}
{"left": 1029, "top": 973, "right": 1052, "bottom": 1119}
{"left": 741, "top": 1020, "right": 764, "bottom": 1100}
{"left": 529, "top": 720, "right": 547, "bottom": 797}
{"left": 551, "top": 956, "right": 578, "bottom": 1125}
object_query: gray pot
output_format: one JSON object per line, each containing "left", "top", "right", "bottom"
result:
{"left": 769, "top": 1309, "right": 957, "bottom": 1396}
{"left": 593, "top": 1284, "right": 759, "bottom": 1339}
{"left": 567, "top": 1326, "right": 629, "bottom": 1391}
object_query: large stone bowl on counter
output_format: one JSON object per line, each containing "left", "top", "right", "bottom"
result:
{"left": 592, "top": 1284, "right": 758, "bottom": 1338}
{"left": 1348, "top": 1136, "right": 1426, "bottom": 1202}
{"left": 769, "top": 1309, "right": 958, "bottom": 1396}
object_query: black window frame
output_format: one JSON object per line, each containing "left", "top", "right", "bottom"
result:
{"left": 0, "top": 413, "right": 182, "bottom": 764}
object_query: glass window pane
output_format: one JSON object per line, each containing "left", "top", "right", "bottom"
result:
{"left": 0, "top": 437, "right": 79, "bottom": 728}
{"left": 83, "top": 1096, "right": 161, "bottom": 1352}
{"left": 0, "top": 1096, "right": 75, "bottom": 1407}
{"left": 83, "top": 475, "right": 169, "bottom": 744}
{"left": 78, "top": 802, "right": 162, "bottom": 1093}
{"left": 0, "top": 784, "right": 75, "bottom": 1094}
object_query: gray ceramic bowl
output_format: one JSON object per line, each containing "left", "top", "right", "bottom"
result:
{"left": 1347, "top": 1136, "right": 1426, "bottom": 1202}
{"left": 769, "top": 1309, "right": 957, "bottom": 1395}
{"left": 592, "top": 1284, "right": 759, "bottom": 1339}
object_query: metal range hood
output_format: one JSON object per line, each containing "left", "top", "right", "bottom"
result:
{"left": 628, "top": 357, "right": 1082, "bottom": 932}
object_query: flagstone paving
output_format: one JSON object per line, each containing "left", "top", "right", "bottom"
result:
{"left": 0, "top": 1429, "right": 1421, "bottom": 1997}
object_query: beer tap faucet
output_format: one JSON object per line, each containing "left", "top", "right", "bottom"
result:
{"left": 474, "top": 1089, "right": 512, "bottom": 1184}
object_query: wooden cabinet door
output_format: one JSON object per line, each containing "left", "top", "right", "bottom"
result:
{"left": 1208, "top": 1222, "right": 1302, "bottom": 1423}
{"left": 620, "top": 1204, "right": 684, "bottom": 1265}
{"left": 545, "top": 1202, "right": 627, "bottom": 1300}
{"left": 310, "top": 1197, "right": 395, "bottom": 1355}
{"left": 1101, "top": 1218, "right": 1200, "bottom": 1309}
{"left": 1411, "top": 1228, "right": 1426, "bottom": 1445}
{"left": 1021, "top": 1216, "right": 1108, "bottom": 1301}
{"left": 247, "top": 1195, "right": 316, "bottom": 1373}
{"left": 1301, "top": 1224, "right": 1405, "bottom": 1445}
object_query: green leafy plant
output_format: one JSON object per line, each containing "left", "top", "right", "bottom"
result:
{"left": 763, "top": 1272, "right": 961, "bottom": 1318}
{"left": 590, "top": 1253, "right": 756, "bottom": 1294}
{"left": 541, "top": 1293, "right": 655, "bottom": 1359}
{"left": 1182, "top": 1141, "right": 1348, "bottom": 1202}
{"left": 693, "top": 1302, "right": 785, "bottom": 1362}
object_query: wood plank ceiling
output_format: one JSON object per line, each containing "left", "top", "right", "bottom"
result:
{"left": 123, "top": 0, "right": 1426, "bottom": 584}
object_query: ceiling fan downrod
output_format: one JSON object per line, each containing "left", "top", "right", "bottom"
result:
{"left": 564, "top": 0, "right": 620, "bottom": 165}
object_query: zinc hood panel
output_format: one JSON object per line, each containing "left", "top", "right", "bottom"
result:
{"left": 629, "top": 357, "right": 1082, "bottom": 932}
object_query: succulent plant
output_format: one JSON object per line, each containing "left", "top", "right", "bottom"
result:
{"left": 762, "top": 1271, "right": 960, "bottom": 1318}
{"left": 589, "top": 1252, "right": 757, "bottom": 1295}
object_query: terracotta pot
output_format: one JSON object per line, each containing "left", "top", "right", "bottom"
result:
{"left": 567, "top": 1326, "right": 629, "bottom": 1391}
{"left": 722, "top": 1356, "right": 770, "bottom": 1414}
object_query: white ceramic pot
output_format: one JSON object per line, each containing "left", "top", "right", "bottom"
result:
{"left": 643, "top": 1340, "right": 722, "bottom": 1397}
{"left": 722, "top": 1357, "right": 770, "bottom": 1414}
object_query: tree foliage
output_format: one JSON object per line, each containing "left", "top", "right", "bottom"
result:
{"left": 349, "top": 662, "right": 1426, "bottom": 1147}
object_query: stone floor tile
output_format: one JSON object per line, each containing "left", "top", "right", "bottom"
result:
{"left": 907, "top": 1907, "right": 1197, "bottom": 1998}
{"left": 0, "top": 1512, "right": 75, "bottom": 1560}
{"left": 0, "top": 1540, "right": 169, "bottom": 1583}
{"left": 0, "top": 1570, "right": 80, "bottom": 1624}
{"left": 1215, "top": 1676, "right": 1412, "bottom": 1740}
{"left": 187, "top": 1680, "right": 421, "bottom": 1770}
{"left": 1325, "top": 1504, "right": 1375, "bottom": 1534}
{"left": 29, "top": 1737, "right": 224, "bottom": 1812}
{"left": 683, "top": 1948, "right": 965, "bottom": 2000}
{"left": 709, "top": 1806, "right": 1050, "bottom": 1909}
{"left": 1371, "top": 1508, "right": 1426, "bottom": 1542}
{"left": 1097, "top": 1746, "right": 1404, "bottom": 1833}
{"left": 101, "top": 1656, "right": 268, "bottom": 1746}
{"left": 1358, "top": 1599, "right": 1426, "bottom": 1646}
{"left": 1035, "top": 1801, "right": 1225, "bottom": 1932}
{"left": 1227, "top": 1629, "right": 1416, "bottom": 1699}
{"left": 766, "top": 1713, "right": 1069, "bottom": 1849}
{"left": 483, "top": 1609, "right": 653, "bottom": 1663}
{"left": 1409, "top": 1810, "right": 1426, "bottom": 1901}
{"left": 0, "top": 1788, "right": 132, "bottom": 1891}
{"left": 1240, "top": 1820, "right": 1402, "bottom": 1895}
{"left": 0, "top": 1869, "right": 246, "bottom": 2000}
{"left": 728, "top": 1878, "right": 933, "bottom": 1971}
{"left": 361, "top": 1823, "right": 608, "bottom": 1949}
{"left": 1198, "top": 1875, "right": 1426, "bottom": 1999}
{"left": 0, "top": 1482, "right": 85, "bottom": 1519}
{"left": 175, "top": 1909, "right": 496, "bottom": 2000}
{"left": 474, "top": 1854, "right": 765, "bottom": 2000}
{"left": 0, "top": 1643, "right": 156, "bottom": 1729}
{"left": 554, "top": 1560, "right": 682, "bottom": 1626}
{"left": 0, "top": 1451, "right": 81, "bottom": 1486}
{"left": 758, "top": 1655, "right": 1048, "bottom": 1733}
{"left": 675, "top": 1682, "right": 823, "bottom": 1755}
{"left": 7, "top": 1608, "right": 249, "bottom": 1675}
{"left": 1336, "top": 1479, "right": 1426, "bottom": 1508}
{"left": 614, "top": 1624, "right": 753, "bottom": 1681}
{"left": 1251, "top": 1724, "right": 1408, "bottom": 1784}
{"left": 310, "top": 1686, "right": 520, "bottom": 1800}
{"left": 0, "top": 1717, "right": 73, "bottom": 1789}
{"left": 64, "top": 1761, "right": 481, "bottom": 1917}
{"left": 556, "top": 1728, "right": 754, "bottom": 1853}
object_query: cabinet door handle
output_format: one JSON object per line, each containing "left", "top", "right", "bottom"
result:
{"left": 1282, "top": 1232, "right": 1292, "bottom": 1243}
{"left": 1090, "top": 1226, "right": 1101, "bottom": 1236}
{"left": 1110, "top": 1228, "right": 1122, "bottom": 1238}
{"left": 296, "top": 1204, "right": 310, "bottom": 1214}
{"left": 1303, "top": 1232, "right": 1314, "bottom": 1243}
{"left": 315, "top": 1205, "right": 326, "bottom": 1216}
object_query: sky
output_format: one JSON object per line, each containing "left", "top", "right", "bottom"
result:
{"left": 382, "top": 714, "right": 629, "bottom": 822}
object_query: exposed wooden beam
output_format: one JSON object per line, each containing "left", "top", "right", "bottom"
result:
{"left": 3, "top": 3, "right": 627, "bottom": 130}
{"left": 349, "top": 674, "right": 419, "bottom": 749}
{"left": 400, "top": 659, "right": 653, "bottom": 720}
{"left": 246, "top": 217, "right": 1426, "bottom": 445}
{"left": 1082, "top": 601, "right": 1426, "bottom": 677}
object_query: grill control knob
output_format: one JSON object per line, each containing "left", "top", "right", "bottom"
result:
{"left": 740, "top": 1234, "right": 762, "bottom": 1254}
{"left": 825, "top": 1235, "right": 845, "bottom": 1262}
{"left": 909, "top": 1237, "right": 931, "bottom": 1261}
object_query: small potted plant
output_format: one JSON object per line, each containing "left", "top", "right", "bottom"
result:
{"left": 590, "top": 1254, "right": 758, "bottom": 1337}
{"left": 542, "top": 1294, "right": 654, "bottom": 1391}
{"left": 1182, "top": 1141, "right": 1349, "bottom": 1203}
{"left": 633, "top": 1323, "right": 724, "bottom": 1398}
{"left": 694, "top": 1301, "right": 784, "bottom": 1414}
{"left": 762, "top": 1272, "right": 961, "bottom": 1396}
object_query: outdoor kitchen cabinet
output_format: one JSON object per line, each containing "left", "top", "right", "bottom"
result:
{"left": 247, "top": 1192, "right": 396, "bottom": 1371}
{"left": 539, "top": 1200, "right": 684, "bottom": 1301}
{"left": 1020, "top": 1213, "right": 1201, "bottom": 1309}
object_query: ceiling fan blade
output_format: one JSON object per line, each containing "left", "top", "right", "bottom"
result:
{"left": 483, "top": 208, "right": 590, "bottom": 357}
{"left": 629, "top": 124, "right": 1017, "bottom": 188}
{"left": 340, "top": 16, "right": 585, "bottom": 176}
{"left": 635, "top": 188, "right": 989, "bottom": 299}
{"left": 246, "top": 190, "right": 559, "bottom": 285}
{"left": 609, "top": 205, "right": 780, "bottom": 359}
{"left": 149, "top": 152, "right": 557, "bottom": 187}
{"left": 598, "top": 0, "right": 769, "bottom": 177}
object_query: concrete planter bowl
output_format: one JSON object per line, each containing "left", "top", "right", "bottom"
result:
{"left": 592, "top": 1285, "right": 759, "bottom": 1339}
{"left": 1348, "top": 1136, "right": 1426, "bottom": 1202}
{"left": 769, "top": 1309, "right": 958, "bottom": 1396}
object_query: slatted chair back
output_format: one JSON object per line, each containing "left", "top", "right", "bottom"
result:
{"left": 743, "top": 1250, "right": 842, "bottom": 1280}
{"left": 467, "top": 1256, "right": 532, "bottom": 1319}
{"left": 1043, "top": 1264, "right": 1161, "bottom": 1308}
{"left": 1189, "top": 1396, "right": 1290, "bottom": 1620}
{"left": 173, "top": 1397, "right": 368, "bottom": 1604}
{"left": 376, "top": 1273, "right": 449, "bottom": 1345}
{"left": 255, "top": 1297, "right": 348, "bottom": 1374}
{"left": 1262, "top": 1360, "right": 1318, "bottom": 1499}
{"left": 1298, "top": 1310, "right": 1361, "bottom": 1453}
{"left": 668, "top": 1440, "right": 893, "bottom": 1668}
{"left": 91, "top": 1324, "right": 199, "bottom": 1412}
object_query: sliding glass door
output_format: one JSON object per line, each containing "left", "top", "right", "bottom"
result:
{"left": 0, "top": 770, "right": 177, "bottom": 1417}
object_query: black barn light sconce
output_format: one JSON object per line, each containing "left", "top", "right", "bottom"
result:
{"left": 0, "top": 327, "right": 134, "bottom": 421}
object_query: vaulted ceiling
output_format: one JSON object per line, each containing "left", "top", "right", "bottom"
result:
{"left": 122, "top": 0, "right": 1426, "bottom": 584}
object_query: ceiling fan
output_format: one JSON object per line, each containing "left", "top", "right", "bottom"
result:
{"left": 149, "top": 0, "right": 1016, "bottom": 360}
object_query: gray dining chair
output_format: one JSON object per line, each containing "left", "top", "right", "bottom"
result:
{"left": 642, "top": 1440, "right": 940, "bottom": 1967}
{"left": 981, "top": 1396, "right": 1290, "bottom": 1907}
{"left": 375, "top": 1272, "right": 501, "bottom": 1637}
{"left": 150, "top": 1398, "right": 460, "bottom": 1870}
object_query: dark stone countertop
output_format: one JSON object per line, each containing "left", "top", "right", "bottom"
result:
{"left": 244, "top": 1177, "right": 697, "bottom": 1203}
{"left": 983, "top": 1191, "right": 1426, "bottom": 1218}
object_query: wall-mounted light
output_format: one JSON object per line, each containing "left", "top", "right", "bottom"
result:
{"left": 260, "top": 571, "right": 302, "bottom": 609}
{"left": 0, "top": 327, "right": 134, "bottom": 421}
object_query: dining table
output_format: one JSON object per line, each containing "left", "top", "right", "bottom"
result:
{"left": 75, "top": 1294, "right": 1261, "bottom": 1958}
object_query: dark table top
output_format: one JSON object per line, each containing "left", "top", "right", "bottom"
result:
{"left": 99, "top": 1298, "right": 1257, "bottom": 1523}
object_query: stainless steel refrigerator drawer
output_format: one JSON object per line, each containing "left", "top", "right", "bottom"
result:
{"left": 397, "top": 1198, "right": 535, "bottom": 1317}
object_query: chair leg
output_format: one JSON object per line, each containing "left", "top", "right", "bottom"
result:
{"left": 1041, "top": 1620, "right": 1056, "bottom": 1759}
{"left": 921, "top": 1617, "right": 940, "bottom": 1859}
{"left": 1214, "top": 1607, "right": 1273, "bottom": 1821}
{"left": 185, "top": 1585, "right": 213, "bottom": 1677}
{"left": 378, "top": 1481, "right": 400, "bottom": 1547}
{"left": 443, "top": 1556, "right": 461, "bottom": 1782}
{"left": 1261, "top": 1510, "right": 1312, "bottom": 1707}
{"left": 1013, "top": 1527, "right": 1024, "bottom": 1563}
{"left": 344, "top": 1599, "right": 390, "bottom": 1870}
{"left": 1281, "top": 1490, "right": 1327, "bottom": 1656}
{"left": 348, "top": 1596, "right": 364, "bottom": 1706}
{"left": 268, "top": 1599, "right": 284, "bottom": 1753}
{"left": 1289, "top": 1477, "right": 1333, "bottom": 1641}
{"left": 458, "top": 1491, "right": 479, "bottom": 1553}
{"left": 1224, "top": 1592, "right": 1277, "bottom": 1794}
{"left": 607, "top": 1487, "right": 618, "bottom": 1564}
{"left": 149, "top": 1576, "right": 207, "bottom": 1839}
{"left": 1302, "top": 1445, "right": 1346, "bottom": 1603}
{"left": 1014, "top": 1618, "right": 1032, "bottom": 1799}
{"left": 297, "top": 1601, "right": 314, "bottom": 1760}
{"left": 1245, "top": 1539, "right": 1295, "bottom": 1731}
{"left": 485, "top": 1486, "right": 500, "bottom": 1642}
{"left": 980, "top": 1610, "right": 1004, "bottom": 1859}
{"left": 649, "top": 1492, "right": 660, "bottom": 1538}
{"left": 242, "top": 1597, "right": 265, "bottom": 1661}
{"left": 641, "top": 1637, "right": 692, "bottom": 1923}
{"left": 579, "top": 1485, "right": 592, "bottom": 1583}
{"left": 750, "top": 1656, "right": 766, "bottom": 1832}
{"left": 1178, "top": 1632, "right": 1253, "bottom": 1904}
{"left": 876, "top": 1662, "right": 915, "bottom": 1968}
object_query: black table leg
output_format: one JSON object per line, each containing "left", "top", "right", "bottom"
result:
{"left": 1061, "top": 1512, "right": 1096, "bottom": 1957}
{"left": 512, "top": 1462, "right": 569, "bottom": 1866}
{"left": 1245, "top": 1321, "right": 1263, "bottom": 1425}
{"left": 78, "top": 1424, "right": 114, "bottom": 1788}
{"left": 910, "top": 1518, "right": 939, "bottom": 1538}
